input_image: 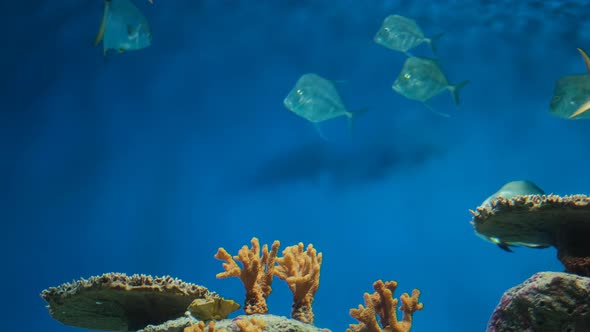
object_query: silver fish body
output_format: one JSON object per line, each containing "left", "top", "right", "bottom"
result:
{"left": 549, "top": 74, "right": 590, "bottom": 119}
{"left": 284, "top": 73, "right": 350, "bottom": 123}
{"left": 393, "top": 57, "right": 449, "bottom": 102}
{"left": 374, "top": 15, "right": 439, "bottom": 54}
{"left": 95, "top": 0, "right": 152, "bottom": 54}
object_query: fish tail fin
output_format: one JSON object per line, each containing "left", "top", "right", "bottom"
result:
{"left": 345, "top": 108, "right": 369, "bottom": 137}
{"left": 449, "top": 80, "right": 470, "bottom": 106}
{"left": 422, "top": 103, "right": 450, "bottom": 118}
{"left": 426, "top": 33, "right": 444, "bottom": 54}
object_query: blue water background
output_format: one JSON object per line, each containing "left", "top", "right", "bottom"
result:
{"left": 3, "top": 1, "right": 589, "bottom": 331}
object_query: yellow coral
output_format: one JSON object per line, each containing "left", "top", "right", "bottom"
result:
{"left": 215, "top": 237, "right": 280, "bottom": 314}
{"left": 184, "top": 318, "right": 265, "bottom": 332}
{"left": 184, "top": 321, "right": 223, "bottom": 332}
{"left": 275, "top": 242, "right": 322, "bottom": 324}
{"left": 347, "top": 280, "right": 423, "bottom": 332}
{"left": 235, "top": 317, "right": 266, "bottom": 332}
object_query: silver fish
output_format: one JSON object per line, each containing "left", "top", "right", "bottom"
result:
{"left": 284, "top": 73, "right": 353, "bottom": 123}
{"left": 392, "top": 56, "right": 469, "bottom": 114}
{"left": 550, "top": 48, "right": 590, "bottom": 119}
{"left": 94, "top": 0, "right": 152, "bottom": 55}
{"left": 374, "top": 14, "right": 443, "bottom": 55}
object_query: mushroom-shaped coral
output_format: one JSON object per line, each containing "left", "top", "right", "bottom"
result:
{"left": 347, "top": 280, "right": 423, "bottom": 332}
{"left": 470, "top": 182, "right": 590, "bottom": 276}
{"left": 40, "top": 273, "right": 216, "bottom": 331}
{"left": 215, "top": 237, "right": 280, "bottom": 314}
{"left": 275, "top": 242, "right": 322, "bottom": 324}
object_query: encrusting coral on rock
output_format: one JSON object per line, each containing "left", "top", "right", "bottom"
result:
{"left": 139, "top": 314, "right": 329, "bottom": 332}
{"left": 347, "top": 280, "right": 423, "bottom": 332}
{"left": 184, "top": 317, "right": 266, "bottom": 332}
{"left": 274, "top": 242, "right": 323, "bottom": 324}
{"left": 214, "top": 237, "right": 280, "bottom": 315}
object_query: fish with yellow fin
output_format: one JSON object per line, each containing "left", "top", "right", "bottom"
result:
{"left": 550, "top": 48, "right": 590, "bottom": 119}
{"left": 94, "top": 0, "right": 152, "bottom": 55}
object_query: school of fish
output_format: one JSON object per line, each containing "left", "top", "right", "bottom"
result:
{"left": 90, "top": 4, "right": 590, "bottom": 128}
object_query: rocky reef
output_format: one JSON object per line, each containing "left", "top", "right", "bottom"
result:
{"left": 470, "top": 180, "right": 590, "bottom": 331}
{"left": 41, "top": 237, "right": 423, "bottom": 332}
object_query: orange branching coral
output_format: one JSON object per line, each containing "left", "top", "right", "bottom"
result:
{"left": 184, "top": 321, "right": 223, "bottom": 332}
{"left": 275, "top": 242, "right": 322, "bottom": 324}
{"left": 235, "top": 317, "right": 266, "bottom": 332}
{"left": 215, "top": 237, "right": 280, "bottom": 314}
{"left": 347, "top": 280, "right": 423, "bottom": 332}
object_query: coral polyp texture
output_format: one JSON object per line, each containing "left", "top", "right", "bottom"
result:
{"left": 40, "top": 273, "right": 216, "bottom": 331}
{"left": 275, "top": 242, "right": 323, "bottom": 324}
{"left": 470, "top": 193, "right": 590, "bottom": 276}
{"left": 347, "top": 280, "right": 423, "bottom": 332}
{"left": 214, "top": 237, "right": 280, "bottom": 315}
{"left": 487, "top": 272, "right": 590, "bottom": 331}
{"left": 184, "top": 317, "right": 266, "bottom": 332}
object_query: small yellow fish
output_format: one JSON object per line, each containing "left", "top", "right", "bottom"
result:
{"left": 392, "top": 56, "right": 469, "bottom": 116}
{"left": 187, "top": 297, "right": 240, "bottom": 320}
{"left": 550, "top": 48, "right": 590, "bottom": 119}
{"left": 94, "top": 0, "right": 152, "bottom": 56}
{"left": 374, "top": 14, "right": 443, "bottom": 55}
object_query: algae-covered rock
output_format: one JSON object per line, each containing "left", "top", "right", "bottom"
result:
{"left": 487, "top": 272, "right": 590, "bottom": 331}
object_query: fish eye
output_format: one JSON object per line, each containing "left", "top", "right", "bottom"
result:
{"left": 404, "top": 73, "right": 411, "bottom": 79}
{"left": 552, "top": 96, "right": 561, "bottom": 102}
{"left": 296, "top": 89, "right": 304, "bottom": 95}
{"left": 384, "top": 27, "right": 390, "bottom": 32}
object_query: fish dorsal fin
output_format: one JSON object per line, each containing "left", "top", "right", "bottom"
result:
{"left": 93, "top": 0, "right": 111, "bottom": 46}
{"left": 577, "top": 48, "right": 590, "bottom": 74}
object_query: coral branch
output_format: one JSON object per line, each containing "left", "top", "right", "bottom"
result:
{"left": 347, "top": 280, "right": 423, "bottom": 332}
{"left": 215, "top": 237, "right": 280, "bottom": 314}
{"left": 275, "top": 242, "right": 322, "bottom": 323}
